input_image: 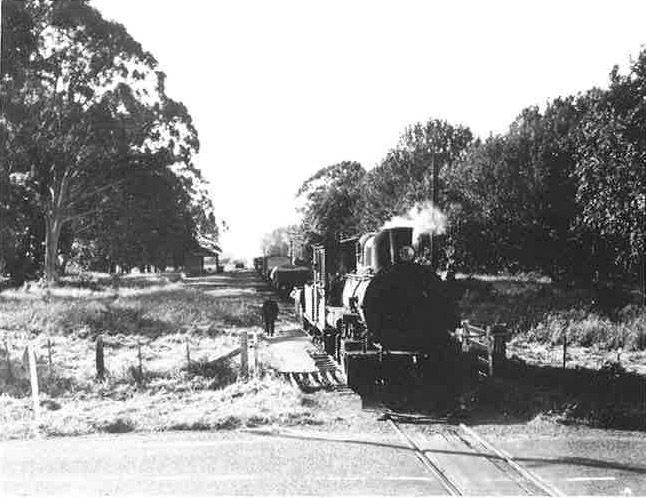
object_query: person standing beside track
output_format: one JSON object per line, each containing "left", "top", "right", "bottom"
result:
{"left": 262, "top": 299, "right": 279, "bottom": 337}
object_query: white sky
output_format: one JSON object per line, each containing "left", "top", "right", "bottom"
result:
{"left": 90, "top": 0, "right": 645, "bottom": 261}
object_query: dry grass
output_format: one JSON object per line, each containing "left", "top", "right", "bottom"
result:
{"left": 455, "top": 276, "right": 646, "bottom": 378}
{"left": 519, "top": 306, "right": 646, "bottom": 351}
{"left": 0, "top": 284, "right": 261, "bottom": 339}
{"left": 456, "top": 276, "right": 645, "bottom": 350}
{"left": 0, "top": 376, "right": 326, "bottom": 440}
{"left": 0, "top": 272, "right": 325, "bottom": 441}
{"left": 0, "top": 276, "right": 258, "bottom": 398}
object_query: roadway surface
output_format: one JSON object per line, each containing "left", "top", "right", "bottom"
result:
{"left": 3, "top": 426, "right": 645, "bottom": 496}
{"left": 0, "top": 430, "right": 449, "bottom": 496}
{"left": 488, "top": 428, "right": 646, "bottom": 496}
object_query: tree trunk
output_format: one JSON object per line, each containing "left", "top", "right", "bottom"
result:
{"left": 44, "top": 164, "right": 73, "bottom": 285}
{"left": 44, "top": 213, "right": 63, "bottom": 284}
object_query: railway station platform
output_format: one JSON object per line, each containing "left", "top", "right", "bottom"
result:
{"left": 259, "top": 326, "right": 318, "bottom": 373}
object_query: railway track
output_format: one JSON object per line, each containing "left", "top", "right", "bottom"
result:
{"left": 278, "top": 351, "right": 349, "bottom": 392}
{"left": 280, "top": 354, "right": 562, "bottom": 495}
{"left": 385, "top": 413, "right": 563, "bottom": 496}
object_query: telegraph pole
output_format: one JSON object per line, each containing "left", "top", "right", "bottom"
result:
{"left": 429, "top": 153, "right": 439, "bottom": 272}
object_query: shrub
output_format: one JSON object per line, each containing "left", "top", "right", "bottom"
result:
{"left": 524, "top": 306, "right": 646, "bottom": 351}
{"left": 620, "top": 307, "right": 646, "bottom": 351}
{"left": 187, "top": 356, "right": 238, "bottom": 388}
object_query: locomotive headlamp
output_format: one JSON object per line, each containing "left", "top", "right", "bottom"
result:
{"left": 399, "top": 245, "right": 415, "bottom": 262}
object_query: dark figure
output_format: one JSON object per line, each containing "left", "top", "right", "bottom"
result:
{"left": 262, "top": 299, "right": 279, "bottom": 337}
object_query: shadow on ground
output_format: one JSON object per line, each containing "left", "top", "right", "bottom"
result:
{"left": 485, "top": 360, "right": 646, "bottom": 430}
{"left": 355, "top": 359, "right": 646, "bottom": 432}
{"left": 244, "top": 427, "right": 646, "bottom": 476}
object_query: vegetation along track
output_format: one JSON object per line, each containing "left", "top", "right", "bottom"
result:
{"left": 385, "top": 412, "right": 564, "bottom": 496}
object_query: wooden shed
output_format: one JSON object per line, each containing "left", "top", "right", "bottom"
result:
{"left": 185, "top": 238, "right": 221, "bottom": 276}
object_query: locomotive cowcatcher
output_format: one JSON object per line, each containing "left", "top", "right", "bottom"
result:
{"left": 294, "top": 226, "right": 469, "bottom": 391}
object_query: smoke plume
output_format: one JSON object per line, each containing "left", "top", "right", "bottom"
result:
{"left": 381, "top": 201, "right": 447, "bottom": 243}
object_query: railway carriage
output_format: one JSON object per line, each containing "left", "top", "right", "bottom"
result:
{"left": 295, "top": 226, "right": 466, "bottom": 390}
{"left": 269, "top": 264, "right": 311, "bottom": 299}
{"left": 261, "top": 255, "right": 290, "bottom": 280}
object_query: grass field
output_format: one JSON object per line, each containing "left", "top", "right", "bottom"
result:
{"left": 0, "top": 273, "right": 326, "bottom": 440}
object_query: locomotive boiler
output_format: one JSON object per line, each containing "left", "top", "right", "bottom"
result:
{"left": 295, "top": 226, "right": 462, "bottom": 389}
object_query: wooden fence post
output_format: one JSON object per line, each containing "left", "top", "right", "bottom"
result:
{"left": 27, "top": 343, "right": 40, "bottom": 423}
{"left": 641, "top": 253, "right": 645, "bottom": 308}
{"left": 462, "top": 321, "right": 470, "bottom": 352}
{"left": 185, "top": 337, "right": 191, "bottom": 370}
{"left": 96, "top": 335, "right": 105, "bottom": 380}
{"left": 253, "top": 332, "right": 259, "bottom": 377}
{"left": 4, "top": 336, "right": 13, "bottom": 382}
{"left": 137, "top": 340, "right": 143, "bottom": 386}
{"left": 240, "top": 330, "right": 248, "bottom": 380}
{"left": 562, "top": 323, "right": 567, "bottom": 369}
{"left": 491, "top": 325, "right": 508, "bottom": 374}
{"left": 47, "top": 338, "right": 53, "bottom": 378}
{"left": 485, "top": 326, "right": 493, "bottom": 377}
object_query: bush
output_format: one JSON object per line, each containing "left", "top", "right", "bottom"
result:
{"left": 619, "top": 306, "right": 646, "bottom": 351}
{"left": 187, "top": 356, "right": 238, "bottom": 388}
{"left": 523, "top": 306, "right": 646, "bottom": 351}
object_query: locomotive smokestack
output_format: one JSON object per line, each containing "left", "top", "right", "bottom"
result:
{"left": 381, "top": 201, "right": 447, "bottom": 244}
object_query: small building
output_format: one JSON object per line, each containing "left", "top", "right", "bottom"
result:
{"left": 185, "top": 238, "right": 221, "bottom": 276}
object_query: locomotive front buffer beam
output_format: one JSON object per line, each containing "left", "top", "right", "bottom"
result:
{"left": 341, "top": 340, "right": 431, "bottom": 391}
{"left": 341, "top": 348, "right": 389, "bottom": 391}
{"left": 331, "top": 320, "right": 513, "bottom": 390}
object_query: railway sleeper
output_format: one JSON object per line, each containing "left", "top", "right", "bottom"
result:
{"left": 280, "top": 370, "right": 346, "bottom": 392}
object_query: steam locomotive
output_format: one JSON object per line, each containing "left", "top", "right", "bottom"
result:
{"left": 294, "top": 226, "right": 464, "bottom": 389}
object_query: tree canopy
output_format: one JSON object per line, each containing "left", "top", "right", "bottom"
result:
{"left": 297, "top": 161, "right": 366, "bottom": 246}
{"left": 574, "top": 52, "right": 646, "bottom": 278}
{"left": 261, "top": 226, "right": 292, "bottom": 257}
{"left": 277, "top": 47, "right": 645, "bottom": 291}
{"left": 360, "top": 119, "right": 473, "bottom": 232}
{"left": 1, "top": 0, "right": 218, "bottom": 283}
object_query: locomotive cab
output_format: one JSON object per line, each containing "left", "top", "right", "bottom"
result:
{"left": 357, "top": 227, "right": 417, "bottom": 273}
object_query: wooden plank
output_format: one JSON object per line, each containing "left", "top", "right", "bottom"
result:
{"left": 209, "top": 347, "right": 241, "bottom": 364}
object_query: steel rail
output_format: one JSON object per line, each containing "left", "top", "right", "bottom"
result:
{"left": 388, "top": 418, "right": 464, "bottom": 496}
{"left": 451, "top": 429, "right": 538, "bottom": 495}
{"left": 458, "top": 423, "right": 564, "bottom": 497}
